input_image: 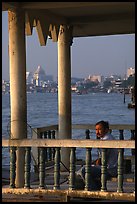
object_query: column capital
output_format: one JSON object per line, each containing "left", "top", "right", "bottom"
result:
{"left": 8, "top": 7, "right": 25, "bottom": 31}
{"left": 58, "top": 25, "right": 73, "bottom": 46}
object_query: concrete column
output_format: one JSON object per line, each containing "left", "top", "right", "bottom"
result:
{"left": 58, "top": 25, "right": 73, "bottom": 170}
{"left": 8, "top": 8, "right": 27, "bottom": 187}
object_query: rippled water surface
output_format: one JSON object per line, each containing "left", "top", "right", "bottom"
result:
{"left": 2, "top": 92, "right": 135, "bottom": 163}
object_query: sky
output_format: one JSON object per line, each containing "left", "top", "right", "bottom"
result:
{"left": 2, "top": 11, "right": 135, "bottom": 81}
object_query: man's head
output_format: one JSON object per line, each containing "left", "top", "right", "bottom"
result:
{"left": 95, "top": 120, "right": 109, "bottom": 139}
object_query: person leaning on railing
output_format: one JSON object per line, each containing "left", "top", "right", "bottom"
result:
{"left": 76, "top": 120, "right": 118, "bottom": 190}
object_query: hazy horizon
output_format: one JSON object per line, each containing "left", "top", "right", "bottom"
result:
{"left": 2, "top": 11, "right": 135, "bottom": 81}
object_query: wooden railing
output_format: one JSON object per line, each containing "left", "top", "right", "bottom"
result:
{"left": 31, "top": 124, "right": 135, "bottom": 167}
{"left": 2, "top": 124, "right": 135, "bottom": 201}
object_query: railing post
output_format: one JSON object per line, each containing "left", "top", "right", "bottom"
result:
{"left": 39, "top": 145, "right": 45, "bottom": 189}
{"left": 131, "top": 130, "right": 135, "bottom": 156}
{"left": 85, "top": 129, "right": 90, "bottom": 139}
{"left": 85, "top": 130, "right": 91, "bottom": 191}
{"left": 54, "top": 147, "right": 60, "bottom": 190}
{"left": 24, "top": 147, "right": 31, "bottom": 189}
{"left": 101, "top": 148, "right": 107, "bottom": 192}
{"left": 119, "top": 129, "right": 124, "bottom": 140}
{"left": 117, "top": 148, "right": 124, "bottom": 192}
{"left": 10, "top": 146, "right": 16, "bottom": 188}
{"left": 69, "top": 147, "right": 76, "bottom": 190}
{"left": 131, "top": 130, "right": 135, "bottom": 193}
{"left": 117, "top": 130, "right": 124, "bottom": 192}
{"left": 133, "top": 168, "right": 135, "bottom": 193}
{"left": 85, "top": 147, "right": 92, "bottom": 191}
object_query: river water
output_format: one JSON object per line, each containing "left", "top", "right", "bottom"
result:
{"left": 2, "top": 92, "right": 135, "bottom": 164}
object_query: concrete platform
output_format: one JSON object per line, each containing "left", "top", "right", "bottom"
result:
{"left": 2, "top": 161, "right": 135, "bottom": 202}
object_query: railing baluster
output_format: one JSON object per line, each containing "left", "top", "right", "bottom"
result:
{"left": 131, "top": 129, "right": 135, "bottom": 193}
{"left": 2, "top": 124, "right": 135, "bottom": 201}
{"left": 39, "top": 146, "right": 45, "bottom": 189}
{"left": 54, "top": 147, "right": 60, "bottom": 190}
{"left": 101, "top": 148, "right": 107, "bottom": 192}
{"left": 52, "top": 130, "right": 56, "bottom": 160}
{"left": 85, "top": 129, "right": 90, "bottom": 139}
{"left": 10, "top": 146, "right": 16, "bottom": 188}
{"left": 69, "top": 147, "right": 76, "bottom": 190}
{"left": 119, "top": 129, "right": 124, "bottom": 140}
{"left": 44, "top": 131, "right": 48, "bottom": 162}
{"left": 24, "top": 147, "right": 31, "bottom": 189}
{"left": 84, "top": 129, "right": 91, "bottom": 191}
{"left": 117, "top": 130, "right": 124, "bottom": 192}
{"left": 48, "top": 130, "right": 52, "bottom": 161}
{"left": 117, "top": 148, "right": 124, "bottom": 192}
{"left": 38, "top": 132, "right": 43, "bottom": 170}
{"left": 85, "top": 147, "right": 92, "bottom": 190}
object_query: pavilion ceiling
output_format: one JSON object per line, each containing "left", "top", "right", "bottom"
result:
{"left": 2, "top": 2, "right": 135, "bottom": 46}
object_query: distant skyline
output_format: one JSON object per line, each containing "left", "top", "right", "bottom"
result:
{"left": 2, "top": 11, "right": 135, "bottom": 81}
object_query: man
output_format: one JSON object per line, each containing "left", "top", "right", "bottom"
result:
{"left": 76, "top": 120, "right": 118, "bottom": 190}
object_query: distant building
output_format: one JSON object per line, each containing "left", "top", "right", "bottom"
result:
{"left": 87, "top": 75, "right": 103, "bottom": 83}
{"left": 33, "top": 65, "right": 46, "bottom": 86}
{"left": 2, "top": 80, "right": 10, "bottom": 93}
{"left": 114, "top": 79, "right": 122, "bottom": 87}
{"left": 26, "top": 72, "right": 33, "bottom": 84}
{"left": 109, "top": 74, "right": 121, "bottom": 81}
{"left": 127, "top": 67, "right": 135, "bottom": 78}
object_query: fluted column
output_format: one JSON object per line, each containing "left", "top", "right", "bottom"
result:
{"left": 8, "top": 7, "right": 27, "bottom": 187}
{"left": 58, "top": 25, "right": 73, "bottom": 170}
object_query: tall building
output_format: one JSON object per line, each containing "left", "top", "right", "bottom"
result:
{"left": 33, "top": 65, "right": 46, "bottom": 86}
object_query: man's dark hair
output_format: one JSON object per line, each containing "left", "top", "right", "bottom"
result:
{"left": 95, "top": 120, "right": 109, "bottom": 130}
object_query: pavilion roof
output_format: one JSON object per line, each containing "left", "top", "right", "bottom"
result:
{"left": 2, "top": 2, "right": 135, "bottom": 46}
